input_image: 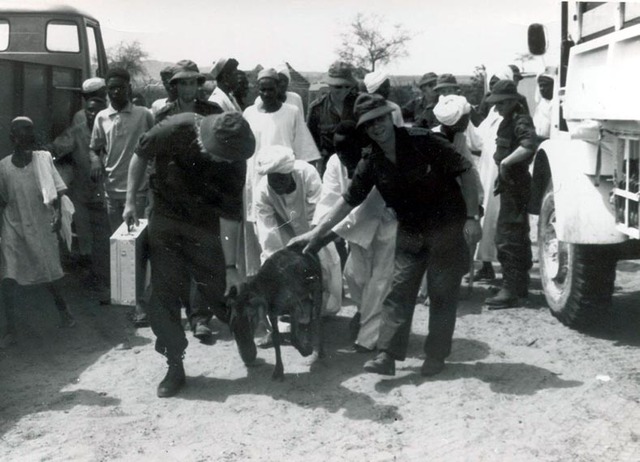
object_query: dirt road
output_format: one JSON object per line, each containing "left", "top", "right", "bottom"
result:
{"left": 1, "top": 260, "right": 639, "bottom": 461}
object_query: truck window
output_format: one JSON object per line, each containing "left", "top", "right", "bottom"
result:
{"left": 46, "top": 22, "right": 80, "bottom": 53}
{"left": 87, "top": 25, "right": 100, "bottom": 76}
{"left": 580, "top": 2, "right": 616, "bottom": 41}
{"left": 0, "top": 20, "right": 8, "bottom": 51}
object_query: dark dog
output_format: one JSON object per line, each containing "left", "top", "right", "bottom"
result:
{"left": 228, "top": 246, "right": 324, "bottom": 380}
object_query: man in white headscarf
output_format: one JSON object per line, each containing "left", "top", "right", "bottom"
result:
{"left": 254, "top": 146, "right": 342, "bottom": 316}
{"left": 433, "top": 95, "right": 483, "bottom": 201}
{"left": 364, "top": 70, "right": 404, "bottom": 127}
{"left": 533, "top": 69, "right": 555, "bottom": 139}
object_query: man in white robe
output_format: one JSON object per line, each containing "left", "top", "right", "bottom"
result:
{"left": 241, "top": 68, "right": 320, "bottom": 278}
{"left": 254, "top": 146, "right": 341, "bottom": 316}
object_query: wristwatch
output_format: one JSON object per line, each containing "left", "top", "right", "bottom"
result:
{"left": 467, "top": 215, "right": 480, "bottom": 221}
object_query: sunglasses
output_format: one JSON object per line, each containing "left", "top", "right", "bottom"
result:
{"left": 331, "top": 85, "right": 352, "bottom": 90}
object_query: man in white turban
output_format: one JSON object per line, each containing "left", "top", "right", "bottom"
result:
{"left": 363, "top": 70, "right": 404, "bottom": 127}
{"left": 254, "top": 145, "right": 342, "bottom": 317}
{"left": 433, "top": 95, "right": 483, "bottom": 207}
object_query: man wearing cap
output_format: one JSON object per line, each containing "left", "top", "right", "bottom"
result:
{"left": 71, "top": 77, "right": 108, "bottom": 127}
{"left": 401, "top": 72, "right": 439, "bottom": 128}
{"left": 307, "top": 61, "right": 358, "bottom": 175}
{"left": 483, "top": 80, "right": 537, "bottom": 308}
{"left": 123, "top": 112, "right": 257, "bottom": 398}
{"left": 50, "top": 97, "right": 110, "bottom": 296}
{"left": 155, "top": 60, "right": 222, "bottom": 123}
{"left": 151, "top": 65, "right": 178, "bottom": 116}
{"left": 209, "top": 57, "right": 242, "bottom": 112}
{"left": 434, "top": 73, "right": 461, "bottom": 98}
{"left": 242, "top": 68, "right": 320, "bottom": 279}
{"left": 291, "top": 93, "right": 482, "bottom": 377}
{"left": 363, "top": 70, "right": 404, "bottom": 127}
{"left": 254, "top": 62, "right": 305, "bottom": 117}
{"left": 254, "top": 145, "right": 342, "bottom": 316}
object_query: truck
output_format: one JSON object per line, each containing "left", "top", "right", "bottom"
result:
{"left": 528, "top": 1, "right": 640, "bottom": 328}
{"left": 0, "top": 3, "right": 108, "bottom": 156}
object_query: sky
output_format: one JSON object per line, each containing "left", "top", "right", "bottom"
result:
{"left": 39, "top": 0, "right": 561, "bottom": 76}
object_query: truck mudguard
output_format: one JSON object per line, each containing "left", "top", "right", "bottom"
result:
{"left": 536, "top": 137, "right": 628, "bottom": 244}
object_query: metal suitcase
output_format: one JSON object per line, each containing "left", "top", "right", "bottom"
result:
{"left": 110, "top": 219, "right": 148, "bottom": 306}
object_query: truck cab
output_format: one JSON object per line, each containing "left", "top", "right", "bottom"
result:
{"left": 528, "top": 2, "right": 640, "bottom": 328}
{"left": 0, "top": 3, "right": 107, "bottom": 156}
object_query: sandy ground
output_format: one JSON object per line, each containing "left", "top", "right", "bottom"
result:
{"left": 1, "top": 257, "right": 640, "bottom": 462}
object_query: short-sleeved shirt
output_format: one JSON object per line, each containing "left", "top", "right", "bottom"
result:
{"left": 494, "top": 106, "right": 537, "bottom": 165}
{"left": 136, "top": 112, "right": 246, "bottom": 230}
{"left": 89, "top": 103, "right": 154, "bottom": 198}
{"left": 343, "top": 127, "right": 471, "bottom": 232}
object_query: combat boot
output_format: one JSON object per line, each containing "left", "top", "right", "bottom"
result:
{"left": 484, "top": 287, "right": 519, "bottom": 309}
{"left": 157, "top": 357, "right": 186, "bottom": 398}
{"left": 363, "top": 352, "right": 396, "bottom": 376}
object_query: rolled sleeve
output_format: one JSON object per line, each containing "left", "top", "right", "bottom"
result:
{"left": 342, "top": 157, "right": 375, "bottom": 208}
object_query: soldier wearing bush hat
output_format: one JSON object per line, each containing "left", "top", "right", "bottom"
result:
{"left": 483, "top": 79, "right": 537, "bottom": 309}
{"left": 433, "top": 73, "right": 461, "bottom": 96}
{"left": 402, "top": 71, "right": 439, "bottom": 128}
{"left": 123, "top": 112, "right": 257, "bottom": 398}
{"left": 307, "top": 61, "right": 358, "bottom": 175}
{"left": 291, "top": 92, "right": 482, "bottom": 379}
{"left": 156, "top": 60, "right": 222, "bottom": 124}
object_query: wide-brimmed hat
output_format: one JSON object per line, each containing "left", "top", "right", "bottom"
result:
{"left": 418, "top": 72, "right": 438, "bottom": 88}
{"left": 198, "top": 112, "right": 255, "bottom": 161}
{"left": 210, "top": 57, "right": 239, "bottom": 80}
{"left": 325, "top": 61, "right": 356, "bottom": 86}
{"left": 433, "top": 73, "right": 459, "bottom": 92}
{"left": 485, "top": 80, "right": 521, "bottom": 103}
{"left": 170, "top": 60, "right": 205, "bottom": 83}
{"left": 354, "top": 93, "right": 395, "bottom": 128}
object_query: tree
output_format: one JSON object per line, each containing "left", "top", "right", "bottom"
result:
{"left": 336, "top": 13, "right": 413, "bottom": 72}
{"left": 107, "top": 40, "right": 149, "bottom": 82}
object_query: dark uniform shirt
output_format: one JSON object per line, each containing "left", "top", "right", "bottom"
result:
{"left": 343, "top": 127, "right": 472, "bottom": 232}
{"left": 136, "top": 113, "right": 246, "bottom": 230}
{"left": 306, "top": 92, "right": 357, "bottom": 159}
{"left": 154, "top": 99, "right": 223, "bottom": 124}
{"left": 401, "top": 95, "right": 438, "bottom": 128}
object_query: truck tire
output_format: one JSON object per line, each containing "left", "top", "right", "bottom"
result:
{"left": 537, "top": 183, "right": 617, "bottom": 328}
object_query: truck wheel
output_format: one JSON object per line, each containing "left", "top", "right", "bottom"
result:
{"left": 537, "top": 183, "right": 617, "bottom": 328}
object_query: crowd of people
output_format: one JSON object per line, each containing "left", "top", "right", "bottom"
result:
{"left": 0, "top": 56, "right": 556, "bottom": 398}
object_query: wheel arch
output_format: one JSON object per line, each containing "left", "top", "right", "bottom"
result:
{"left": 531, "top": 139, "right": 627, "bottom": 244}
